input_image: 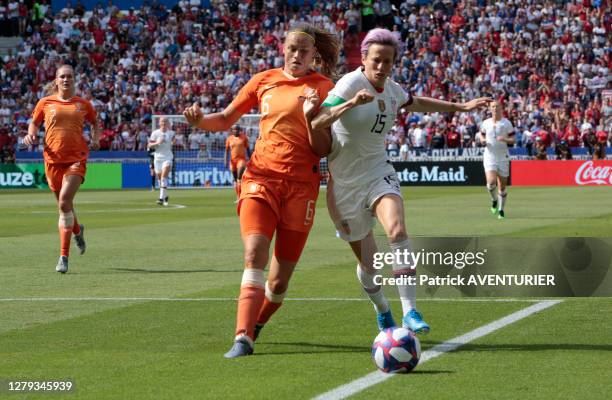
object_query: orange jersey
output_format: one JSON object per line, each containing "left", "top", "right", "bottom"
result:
{"left": 226, "top": 134, "right": 249, "bottom": 160}
{"left": 229, "top": 68, "right": 334, "bottom": 183}
{"left": 32, "top": 95, "right": 96, "bottom": 164}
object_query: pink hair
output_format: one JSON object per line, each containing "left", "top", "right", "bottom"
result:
{"left": 360, "top": 28, "right": 402, "bottom": 60}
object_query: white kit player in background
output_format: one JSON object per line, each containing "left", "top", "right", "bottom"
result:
{"left": 310, "top": 28, "right": 491, "bottom": 335}
{"left": 148, "top": 117, "right": 176, "bottom": 206}
{"left": 479, "top": 100, "right": 515, "bottom": 219}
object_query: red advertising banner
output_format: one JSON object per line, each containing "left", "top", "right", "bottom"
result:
{"left": 511, "top": 160, "right": 612, "bottom": 186}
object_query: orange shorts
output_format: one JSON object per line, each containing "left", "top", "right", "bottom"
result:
{"left": 238, "top": 172, "right": 319, "bottom": 234}
{"left": 45, "top": 160, "right": 86, "bottom": 192}
{"left": 230, "top": 157, "right": 247, "bottom": 171}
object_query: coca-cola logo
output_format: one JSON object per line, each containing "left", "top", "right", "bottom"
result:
{"left": 575, "top": 161, "right": 612, "bottom": 185}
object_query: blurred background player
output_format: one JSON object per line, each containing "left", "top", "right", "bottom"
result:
{"left": 24, "top": 65, "right": 100, "bottom": 273}
{"left": 312, "top": 28, "right": 491, "bottom": 334}
{"left": 147, "top": 146, "right": 156, "bottom": 191}
{"left": 184, "top": 24, "right": 339, "bottom": 358}
{"left": 148, "top": 117, "right": 175, "bottom": 206}
{"left": 479, "top": 101, "right": 515, "bottom": 220}
{"left": 225, "top": 125, "right": 250, "bottom": 203}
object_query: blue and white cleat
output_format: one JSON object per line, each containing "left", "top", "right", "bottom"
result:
{"left": 402, "top": 309, "right": 430, "bottom": 334}
{"left": 74, "top": 224, "right": 86, "bottom": 255}
{"left": 224, "top": 336, "right": 254, "bottom": 359}
{"left": 376, "top": 310, "right": 396, "bottom": 331}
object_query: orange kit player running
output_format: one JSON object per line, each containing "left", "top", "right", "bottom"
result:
{"left": 224, "top": 125, "right": 250, "bottom": 202}
{"left": 184, "top": 24, "right": 340, "bottom": 358}
{"left": 24, "top": 65, "right": 100, "bottom": 273}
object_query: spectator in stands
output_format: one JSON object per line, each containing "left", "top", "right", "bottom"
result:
{"left": 430, "top": 126, "right": 445, "bottom": 149}
{"left": 399, "top": 136, "right": 409, "bottom": 161}
{"left": 409, "top": 121, "right": 427, "bottom": 152}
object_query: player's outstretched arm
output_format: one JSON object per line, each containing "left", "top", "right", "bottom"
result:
{"left": 183, "top": 103, "right": 243, "bottom": 132}
{"left": 406, "top": 96, "right": 492, "bottom": 113}
{"left": 311, "top": 89, "right": 374, "bottom": 131}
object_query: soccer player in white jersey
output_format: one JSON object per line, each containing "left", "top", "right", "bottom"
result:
{"left": 148, "top": 117, "right": 175, "bottom": 206}
{"left": 310, "top": 28, "right": 491, "bottom": 334}
{"left": 479, "top": 101, "right": 515, "bottom": 219}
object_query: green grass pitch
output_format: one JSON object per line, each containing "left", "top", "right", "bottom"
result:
{"left": 1, "top": 187, "right": 611, "bottom": 399}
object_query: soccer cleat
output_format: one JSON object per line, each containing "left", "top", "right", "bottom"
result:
{"left": 498, "top": 210, "right": 505, "bottom": 220}
{"left": 253, "top": 323, "right": 264, "bottom": 341}
{"left": 376, "top": 310, "right": 396, "bottom": 330}
{"left": 490, "top": 200, "right": 498, "bottom": 214}
{"left": 163, "top": 196, "right": 169, "bottom": 207}
{"left": 402, "top": 309, "right": 430, "bottom": 334}
{"left": 55, "top": 256, "right": 69, "bottom": 274}
{"left": 224, "top": 336, "right": 254, "bottom": 359}
{"left": 156, "top": 198, "right": 163, "bottom": 206}
{"left": 74, "top": 224, "right": 86, "bottom": 255}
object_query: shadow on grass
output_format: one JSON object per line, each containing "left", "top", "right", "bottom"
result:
{"left": 255, "top": 341, "right": 367, "bottom": 355}
{"left": 109, "top": 268, "right": 242, "bottom": 274}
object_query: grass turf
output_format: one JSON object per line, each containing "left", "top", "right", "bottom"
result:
{"left": 0, "top": 187, "right": 610, "bottom": 399}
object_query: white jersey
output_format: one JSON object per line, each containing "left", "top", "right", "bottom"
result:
{"left": 150, "top": 129, "right": 175, "bottom": 160}
{"left": 480, "top": 118, "right": 514, "bottom": 159}
{"left": 327, "top": 68, "right": 411, "bottom": 187}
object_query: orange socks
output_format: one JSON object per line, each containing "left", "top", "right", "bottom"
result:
{"left": 59, "top": 228, "right": 72, "bottom": 257}
{"left": 235, "top": 285, "right": 265, "bottom": 339}
{"left": 72, "top": 216, "right": 81, "bottom": 235}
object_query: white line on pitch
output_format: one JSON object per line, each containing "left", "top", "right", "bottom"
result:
{"left": 23, "top": 204, "right": 187, "bottom": 214}
{"left": 313, "top": 299, "right": 563, "bottom": 400}
{"left": 0, "top": 297, "right": 544, "bottom": 302}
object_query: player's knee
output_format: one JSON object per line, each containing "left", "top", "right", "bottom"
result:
{"left": 499, "top": 190, "right": 507, "bottom": 197}
{"left": 243, "top": 244, "right": 269, "bottom": 269}
{"left": 58, "top": 198, "right": 73, "bottom": 213}
{"left": 160, "top": 178, "right": 168, "bottom": 188}
{"left": 486, "top": 182, "right": 497, "bottom": 191}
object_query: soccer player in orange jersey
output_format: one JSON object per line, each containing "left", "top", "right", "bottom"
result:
{"left": 224, "top": 125, "right": 250, "bottom": 203}
{"left": 184, "top": 24, "right": 340, "bottom": 358}
{"left": 24, "top": 65, "right": 100, "bottom": 273}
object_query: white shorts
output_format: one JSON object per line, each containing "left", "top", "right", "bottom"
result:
{"left": 483, "top": 154, "right": 509, "bottom": 177}
{"left": 327, "top": 173, "right": 402, "bottom": 242}
{"left": 154, "top": 158, "right": 173, "bottom": 174}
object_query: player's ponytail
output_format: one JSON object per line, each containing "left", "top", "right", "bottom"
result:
{"left": 44, "top": 81, "right": 58, "bottom": 96}
{"left": 289, "top": 24, "right": 340, "bottom": 79}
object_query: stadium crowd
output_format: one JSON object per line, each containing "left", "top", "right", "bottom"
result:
{"left": 0, "top": 0, "right": 610, "bottom": 161}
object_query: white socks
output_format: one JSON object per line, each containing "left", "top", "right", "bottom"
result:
{"left": 486, "top": 183, "right": 497, "bottom": 202}
{"left": 356, "top": 264, "right": 390, "bottom": 314}
{"left": 499, "top": 190, "right": 507, "bottom": 211}
{"left": 389, "top": 239, "right": 416, "bottom": 315}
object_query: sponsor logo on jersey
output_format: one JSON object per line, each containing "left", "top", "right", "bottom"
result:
{"left": 378, "top": 100, "right": 385, "bottom": 112}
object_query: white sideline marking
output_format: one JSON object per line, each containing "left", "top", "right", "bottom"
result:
{"left": 23, "top": 204, "right": 187, "bottom": 214}
{"left": 0, "top": 297, "right": 545, "bottom": 303}
{"left": 313, "top": 300, "right": 563, "bottom": 400}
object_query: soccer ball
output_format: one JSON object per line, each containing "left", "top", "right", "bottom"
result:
{"left": 371, "top": 327, "right": 421, "bottom": 373}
